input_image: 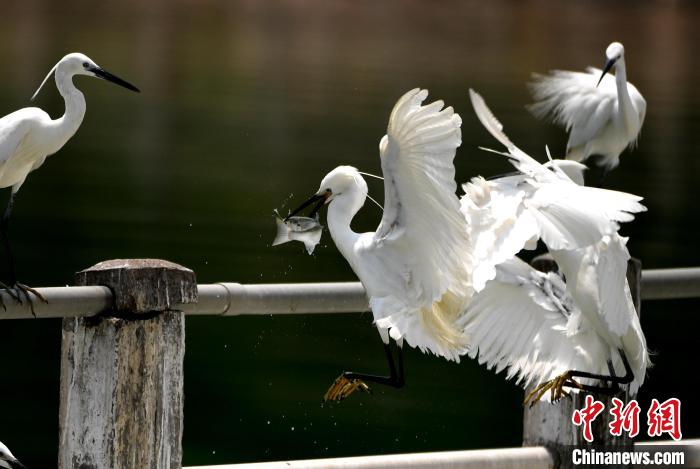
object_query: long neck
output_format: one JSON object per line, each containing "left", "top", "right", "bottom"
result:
{"left": 614, "top": 58, "right": 636, "bottom": 129}
{"left": 326, "top": 187, "right": 365, "bottom": 264}
{"left": 52, "top": 66, "right": 86, "bottom": 142}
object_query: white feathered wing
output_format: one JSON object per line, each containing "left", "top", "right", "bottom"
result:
{"left": 462, "top": 90, "right": 649, "bottom": 397}
{"left": 358, "top": 88, "right": 472, "bottom": 361}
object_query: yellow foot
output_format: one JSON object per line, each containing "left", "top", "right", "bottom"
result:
{"left": 323, "top": 375, "right": 371, "bottom": 402}
{"left": 524, "top": 371, "right": 582, "bottom": 407}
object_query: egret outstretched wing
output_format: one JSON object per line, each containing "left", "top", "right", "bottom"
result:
{"left": 354, "top": 89, "right": 470, "bottom": 360}
{"left": 461, "top": 175, "right": 540, "bottom": 291}
{"left": 529, "top": 69, "right": 617, "bottom": 151}
{"left": 373, "top": 88, "right": 471, "bottom": 305}
{"left": 461, "top": 257, "right": 609, "bottom": 393}
{"left": 464, "top": 90, "right": 646, "bottom": 290}
{"left": 528, "top": 66, "right": 646, "bottom": 167}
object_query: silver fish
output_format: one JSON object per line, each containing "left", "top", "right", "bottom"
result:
{"left": 272, "top": 211, "right": 323, "bottom": 254}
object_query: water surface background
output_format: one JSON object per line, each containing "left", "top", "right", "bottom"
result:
{"left": 0, "top": 1, "right": 698, "bottom": 467}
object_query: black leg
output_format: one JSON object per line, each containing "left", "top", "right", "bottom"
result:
{"left": 565, "top": 349, "right": 633, "bottom": 386}
{"left": 341, "top": 342, "right": 405, "bottom": 389}
{"left": 324, "top": 341, "right": 405, "bottom": 402}
{"left": 0, "top": 191, "right": 47, "bottom": 316}
{"left": 1, "top": 191, "right": 17, "bottom": 284}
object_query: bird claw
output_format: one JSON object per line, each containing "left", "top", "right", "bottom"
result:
{"left": 0, "top": 282, "right": 47, "bottom": 317}
{"left": 524, "top": 371, "right": 581, "bottom": 407}
{"left": 0, "top": 281, "right": 21, "bottom": 305}
{"left": 323, "top": 375, "right": 372, "bottom": 402}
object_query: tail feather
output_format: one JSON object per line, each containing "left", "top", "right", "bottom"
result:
{"left": 271, "top": 216, "right": 290, "bottom": 246}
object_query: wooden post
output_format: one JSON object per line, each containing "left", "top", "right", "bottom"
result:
{"left": 523, "top": 254, "right": 642, "bottom": 468}
{"left": 59, "top": 259, "right": 197, "bottom": 469}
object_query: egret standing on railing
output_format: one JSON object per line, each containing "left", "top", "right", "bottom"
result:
{"left": 528, "top": 42, "right": 646, "bottom": 181}
{"left": 0, "top": 53, "right": 139, "bottom": 306}
{"left": 0, "top": 441, "right": 26, "bottom": 469}
{"left": 286, "top": 89, "right": 471, "bottom": 401}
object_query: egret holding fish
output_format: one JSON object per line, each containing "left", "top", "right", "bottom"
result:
{"left": 462, "top": 90, "right": 649, "bottom": 403}
{"left": 528, "top": 42, "right": 646, "bottom": 180}
{"left": 272, "top": 211, "right": 323, "bottom": 254}
{"left": 285, "top": 89, "right": 471, "bottom": 401}
{"left": 0, "top": 52, "right": 138, "bottom": 307}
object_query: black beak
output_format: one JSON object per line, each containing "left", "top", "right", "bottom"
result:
{"left": 285, "top": 192, "right": 329, "bottom": 221}
{"left": 90, "top": 66, "right": 140, "bottom": 93}
{"left": 596, "top": 58, "right": 616, "bottom": 87}
{"left": 3, "top": 458, "right": 27, "bottom": 469}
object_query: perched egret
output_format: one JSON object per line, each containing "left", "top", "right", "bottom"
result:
{"left": 528, "top": 42, "right": 646, "bottom": 179}
{"left": 286, "top": 89, "right": 472, "bottom": 401}
{"left": 0, "top": 441, "right": 26, "bottom": 469}
{"left": 461, "top": 90, "right": 650, "bottom": 403}
{"left": 0, "top": 53, "right": 139, "bottom": 306}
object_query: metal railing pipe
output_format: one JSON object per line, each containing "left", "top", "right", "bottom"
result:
{"left": 0, "top": 286, "right": 112, "bottom": 320}
{"left": 179, "top": 282, "right": 369, "bottom": 316}
{"left": 1, "top": 267, "right": 699, "bottom": 320}
{"left": 183, "top": 446, "right": 555, "bottom": 469}
{"left": 181, "top": 440, "right": 700, "bottom": 469}
{"left": 641, "top": 267, "right": 700, "bottom": 300}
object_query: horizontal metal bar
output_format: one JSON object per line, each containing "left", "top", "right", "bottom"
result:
{"left": 0, "top": 267, "right": 698, "bottom": 320}
{"left": 641, "top": 267, "right": 700, "bottom": 300}
{"left": 179, "top": 282, "right": 369, "bottom": 316}
{"left": 0, "top": 286, "right": 113, "bottom": 320}
{"left": 183, "top": 446, "right": 555, "bottom": 469}
{"left": 182, "top": 440, "right": 700, "bottom": 469}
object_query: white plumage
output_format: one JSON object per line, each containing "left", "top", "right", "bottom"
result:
{"left": 464, "top": 89, "right": 645, "bottom": 290}
{"left": 0, "top": 53, "right": 138, "bottom": 195}
{"left": 0, "top": 53, "right": 137, "bottom": 300}
{"left": 461, "top": 256, "right": 603, "bottom": 388}
{"left": 310, "top": 89, "right": 472, "bottom": 361}
{"left": 462, "top": 90, "right": 650, "bottom": 400}
{"left": 294, "top": 87, "right": 649, "bottom": 402}
{"left": 0, "top": 441, "right": 25, "bottom": 469}
{"left": 529, "top": 42, "right": 646, "bottom": 171}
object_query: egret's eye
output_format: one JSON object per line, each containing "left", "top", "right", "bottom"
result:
{"left": 82, "top": 62, "right": 90, "bottom": 69}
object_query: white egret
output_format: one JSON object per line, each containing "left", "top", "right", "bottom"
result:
{"left": 0, "top": 52, "right": 139, "bottom": 306}
{"left": 286, "top": 89, "right": 471, "bottom": 401}
{"left": 461, "top": 90, "right": 650, "bottom": 403}
{"left": 528, "top": 42, "right": 646, "bottom": 179}
{"left": 0, "top": 441, "right": 26, "bottom": 469}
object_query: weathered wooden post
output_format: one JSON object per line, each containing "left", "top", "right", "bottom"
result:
{"left": 59, "top": 259, "right": 197, "bottom": 469}
{"left": 523, "top": 254, "right": 642, "bottom": 468}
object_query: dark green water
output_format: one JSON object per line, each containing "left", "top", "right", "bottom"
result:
{"left": 0, "top": 1, "right": 698, "bottom": 467}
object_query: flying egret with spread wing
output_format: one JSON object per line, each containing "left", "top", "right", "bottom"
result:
{"left": 528, "top": 42, "right": 646, "bottom": 180}
{"left": 286, "top": 89, "right": 472, "bottom": 401}
{"left": 0, "top": 53, "right": 139, "bottom": 307}
{"left": 461, "top": 90, "right": 650, "bottom": 403}
{"left": 0, "top": 441, "right": 26, "bottom": 469}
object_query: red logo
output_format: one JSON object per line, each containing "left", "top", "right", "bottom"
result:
{"left": 572, "top": 395, "right": 606, "bottom": 443}
{"left": 609, "top": 398, "right": 640, "bottom": 438}
{"left": 647, "top": 398, "right": 682, "bottom": 441}
{"left": 571, "top": 396, "right": 682, "bottom": 442}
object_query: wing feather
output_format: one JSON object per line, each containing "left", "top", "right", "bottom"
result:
{"left": 528, "top": 69, "right": 617, "bottom": 152}
{"left": 465, "top": 90, "right": 646, "bottom": 271}
{"left": 461, "top": 258, "right": 610, "bottom": 397}
{"left": 373, "top": 89, "right": 471, "bottom": 307}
